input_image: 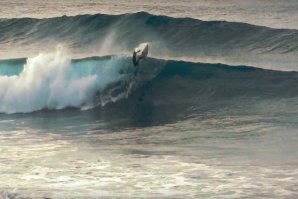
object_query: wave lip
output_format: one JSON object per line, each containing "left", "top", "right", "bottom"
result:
{"left": 0, "top": 47, "right": 135, "bottom": 114}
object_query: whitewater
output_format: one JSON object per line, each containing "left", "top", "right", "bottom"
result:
{"left": 0, "top": 1, "right": 298, "bottom": 199}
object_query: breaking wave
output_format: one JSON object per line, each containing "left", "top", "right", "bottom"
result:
{"left": 1, "top": 46, "right": 298, "bottom": 114}
{"left": 0, "top": 47, "right": 136, "bottom": 113}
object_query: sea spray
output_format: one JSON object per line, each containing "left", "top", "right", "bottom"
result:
{"left": 0, "top": 46, "right": 133, "bottom": 113}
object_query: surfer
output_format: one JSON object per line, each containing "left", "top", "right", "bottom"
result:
{"left": 132, "top": 49, "right": 139, "bottom": 67}
{"left": 132, "top": 43, "right": 148, "bottom": 67}
{"left": 132, "top": 43, "right": 148, "bottom": 76}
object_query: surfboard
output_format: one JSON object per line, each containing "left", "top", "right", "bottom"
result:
{"left": 132, "top": 43, "right": 148, "bottom": 67}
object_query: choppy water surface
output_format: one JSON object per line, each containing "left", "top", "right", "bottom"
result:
{"left": 0, "top": 0, "right": 297, "bottom": 29}
{"left": 1, "top": 106, "right": 298, "bottom": 198}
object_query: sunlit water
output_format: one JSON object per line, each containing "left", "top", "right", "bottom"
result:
{"left": 0, "top": 0, "right": 297, "bottom": 29}
{"left": 1, "top": 98, "right": 298, "bottom": 198}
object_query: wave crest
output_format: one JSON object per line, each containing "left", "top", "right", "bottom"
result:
{"left": 0, "top": 47, "right": 134, "bottom": 113}
{"left": 0, "top": 12, "right": 298, "bottom": 70}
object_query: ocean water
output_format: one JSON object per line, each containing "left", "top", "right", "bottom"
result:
{"left": 0, "top": 1, "right": 298, "bottom": 198}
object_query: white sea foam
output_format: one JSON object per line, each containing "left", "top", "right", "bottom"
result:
{"left": 0, "top": 46, "right": 130, "bottom": 113}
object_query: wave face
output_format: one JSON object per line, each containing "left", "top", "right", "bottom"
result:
{"left": 0, "top": 12, "right": 298, "bottom": 114}
{"left": 1, "top": 47, "right": 298, "bottom": 115}
{"left": 0, "top": 12, "right": 298, "bottom": 70}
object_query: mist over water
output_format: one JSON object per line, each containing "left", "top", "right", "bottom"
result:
{"left": 0, "top": 1, "right": 298, "bottom": 199}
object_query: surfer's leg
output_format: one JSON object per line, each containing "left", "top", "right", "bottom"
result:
{"left": 133, "top": 68, "right": 139, "bottom": 76}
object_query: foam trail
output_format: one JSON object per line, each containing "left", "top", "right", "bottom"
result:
{"left": 0, "top": 46, "right": 131, "bottom": 114}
